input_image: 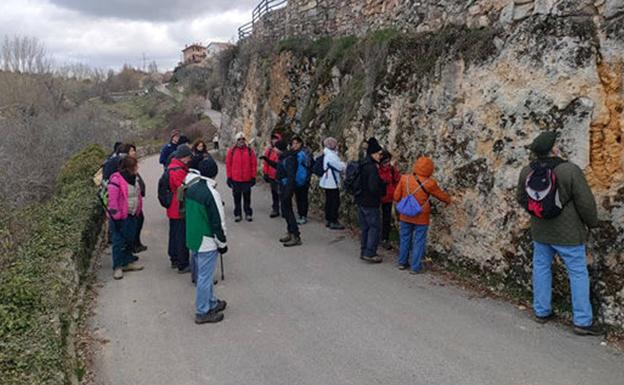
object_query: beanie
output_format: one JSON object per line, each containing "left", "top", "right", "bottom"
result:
{"left": 323, "top": 137, "right": 338, "bottom": 150}
{"left": 275, "top": 140, "right": 288, "bottom": 152}
{"left": 197, "top": 157, "right": 218, "bottom": 179}
{"left": 366, "top": 137, "right": 383, "bottom": 155}
{"left": 530, "top": 131, "right": 558, "bottom": 156}
{"left": 175, "top": 144, "right": 193, "bottom": 159}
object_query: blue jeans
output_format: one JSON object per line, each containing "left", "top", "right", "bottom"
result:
{"left": 111, "top": 216, "right": 138, "bottom": 270}
{"left": 398, "top": 222, "right": 428, "bottom": 272}
{"left": 195, "top": 250, "right": 220, "bottom": 316}
{"left": 358, "top": 205, "right": 381, "bottom": 257}
{"left": 533, "top": 242, "right": 593, "bottom": 327}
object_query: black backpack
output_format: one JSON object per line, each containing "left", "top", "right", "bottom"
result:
{"left": 311, "top": 154, "right": 325, "bottom": 177}
{"left": 343, "top": 160, "right": 362, "bottom": 196}
{"left": 158, "top": 166, "right": 182, "bottom": 208}
{"left": 523, "top": 159, "right": 566, "bottom": 219}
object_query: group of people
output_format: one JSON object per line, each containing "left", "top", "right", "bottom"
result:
{"left": 102, "top": 127, "right": 604, "bottom": 336}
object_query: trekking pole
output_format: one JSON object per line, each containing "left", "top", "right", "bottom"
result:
{"left": 588, "top": 230, "right": 608, "bottom": 338}
{"left": 220, "top": 252, "right": 225, "bottom": 281}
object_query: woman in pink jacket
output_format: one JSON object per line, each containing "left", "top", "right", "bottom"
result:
{"left": 108, "top": 157, "right": 145, "bottom": 280}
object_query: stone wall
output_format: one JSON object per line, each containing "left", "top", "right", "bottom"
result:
{"left": 224, "top": 1, "right": 624, "bottom": 330}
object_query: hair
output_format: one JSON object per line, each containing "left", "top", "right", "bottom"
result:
{"left": 117, "top": 143, "right": 132, "bottom": 154}
{"left": 192, "top": 138, "right": 207, "bottom": 153}
{"left": 291, "top": 135, "right": 303, "bottom": 145}
{"left": 119, "top": 156, "right": 138, "bottom": 173}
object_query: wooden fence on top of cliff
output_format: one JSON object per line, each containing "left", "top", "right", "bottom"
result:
{"left": 238, "top": 0, "right": 288, "bottom": 39}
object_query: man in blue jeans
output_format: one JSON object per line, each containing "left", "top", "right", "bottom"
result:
{"left": 185, "top": 158, "right": 228, "bottom": 324}
{"left": 516, "top": 131, "right": 602, "bottom": 336}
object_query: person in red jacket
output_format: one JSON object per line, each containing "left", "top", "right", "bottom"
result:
{"left": 378, "top": 151, "right": 401, "bottom": 250}
{"left": 259, "top": 132, "right": 282, "bottom": 218}
{"left": 167, "top": 144, "right": 192, "bottom": 273}
{"left": 225, "top": 132, "right": 258, "bottom": 222}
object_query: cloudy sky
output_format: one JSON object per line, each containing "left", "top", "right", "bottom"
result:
{"left": 0, "top": 0, "right": 256, "bottom": 71}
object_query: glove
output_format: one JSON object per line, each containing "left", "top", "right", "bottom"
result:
{"left": 250, "top": 178, "right": 256, "bottom": 187}
{"left": 218, "top": 246, "right": 228, "bottom": 255}
{"left": 226, "top": 178, "right": 233, "bottom": 188}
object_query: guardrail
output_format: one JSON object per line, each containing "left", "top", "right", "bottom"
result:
{"left": 238, "top": 0, "right": 288, "bottom": 40}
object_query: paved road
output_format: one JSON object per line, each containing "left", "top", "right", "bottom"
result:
{"left": 92, "top": 155, "right": 623, "bottom": 385}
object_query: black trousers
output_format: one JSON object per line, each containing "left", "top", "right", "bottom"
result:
{"left": 381, "top": 202, "right": 393, "bottom": 241}
{"left": 232, "top": 182, "right": 252, "bottom": 217}
{"left": 280, "top": 186, "right": 300, "bottom": 236}
{"left": 324, "top": 188, "right": 340, "bottom": 223}
{"left": 270, "top": 179, "right": 280, "bottom": 214}
{"left": 134, "top": 212, "right": 145, "bottom": 248}
{"left": 295, "top": 183, "right": 309, "bottom": 218}
{"left": 168, "top": 218, "right": 189, "bottom": 269}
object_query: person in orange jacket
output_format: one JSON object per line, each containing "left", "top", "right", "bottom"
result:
{"left": 393, "top": 156, "right": 451, "bottom": 274}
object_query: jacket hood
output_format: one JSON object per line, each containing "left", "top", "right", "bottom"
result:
{"left": 413, "top": 156, "right": 434, "bottom": 177}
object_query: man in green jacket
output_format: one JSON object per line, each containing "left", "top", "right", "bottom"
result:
{"left": 516, "top": 131, "right": 601, "bottom": 336}
{"left": 185, "top": 158, "right": 228, "bottom": 324}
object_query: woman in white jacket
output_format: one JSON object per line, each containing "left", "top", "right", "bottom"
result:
{"left": 319, "top": 137, "right": 346, "bottom": 230}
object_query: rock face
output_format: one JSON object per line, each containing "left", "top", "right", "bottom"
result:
{"left": 222, "top": 1, "right": 624, "bottom": 329}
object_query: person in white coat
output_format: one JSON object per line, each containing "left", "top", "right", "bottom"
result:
{"left": 319, "top": 137, "right": 346, "bottom": 230}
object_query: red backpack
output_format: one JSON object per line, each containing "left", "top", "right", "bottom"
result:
{"left": 523, "top": 159, "right": 566, "bottom": 219}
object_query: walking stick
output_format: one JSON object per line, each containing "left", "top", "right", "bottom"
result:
{"left": 220, "top": 252, "right": 225, "bottom": 280}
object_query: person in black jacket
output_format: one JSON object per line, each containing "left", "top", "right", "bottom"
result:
{"left": 103, "top": 143, "right": 131, "bottom": 181}
{"left": 357, "top": 137, "right": 385, "bottom": 263}
{"left": 128, "top": 144, "right": 148, "bottom": 253}
{"left": 275, "top": 140, "right": 302, "bottom": 247}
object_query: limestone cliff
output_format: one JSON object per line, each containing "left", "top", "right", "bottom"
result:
{"left": 220, "top": 1, "right": 624, "bottom": 329}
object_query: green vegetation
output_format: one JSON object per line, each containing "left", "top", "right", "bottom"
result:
{"left": 0, "top": 145, "right": 106, "bottom": 385}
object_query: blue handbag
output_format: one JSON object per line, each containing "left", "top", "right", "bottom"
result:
{"left": 396, "top": 176, "right": 428, "bottom": 217}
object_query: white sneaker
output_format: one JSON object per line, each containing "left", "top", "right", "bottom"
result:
{"left": 113, "top": 268, "right": 123, "bottom": 280}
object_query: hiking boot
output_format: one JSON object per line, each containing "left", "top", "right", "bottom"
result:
{"left": 284, "top": 235, "right": 302, "bottom": 247}
{"left": 397, "top": 264, "right": 409, "bottom": 271}
{"left": 297, "top": 216, "right": 308, "bottom": 225}
{"left": 213, "top": 300, "right": 227, "bottom": 313}
{"left": 245, "top": 215, "right": 253, "bottom": 222}
{"left": 234, "top": 216, "right": 242, "bottom": 222}
{"left": 134, "top": 244, "right": 148, "bottom": 253}
{"left": 329, "top": 222, "right": 345, "bottom": 230}
{"left": 573, "top": 324, "right": 605, "bottom": 336}
{"left": 122, "top": 262, "right": 144, "bottom": 272}
{"left": 360, "top": 255, "right": 374, "bottom": 262}
{"left": 170, "top": 262, "right": 178, "bottom": 269}
{"left": 534, "top": 313, "right": 555, "bottom": 324}
{"left": 178, "top": 265, "right": 191, "bottom": 274}
{"left": 113, "top": 268, "right": 123, "bottom": 280}
{"left": 195, "top": 310, "right": 224, "bottom": 324}
{"left": 370, "top": 255, "right": 383, "bottom": 264}
{"left": 409, "top": 269, "right": 423, "bottom": 275}
{"left": 279, "top": 233, "right": 293, "bottom": 243}
{"left": 270, "top": 211, "right": 280, "bottom": 218}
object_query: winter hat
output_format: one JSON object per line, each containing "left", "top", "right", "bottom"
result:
{"left": 235, "top": 132, "right": 246, "bottom": 140}
{"left": 530, "top": 131, "right": 558, "bottom": 156}
{"left": 198, "top": 157, "right": 218, "bottom": 179}
{"left": 323, "top": 137, "right": 338, "bottom": 150}
{"left": 175, "top": 144, "right": 193, "bottom": 159}
{"left": 366, "top": 137, "right": 383, "bottom": 155}
{"left": 275, "top": 140, "right": 288, "bottom": 152}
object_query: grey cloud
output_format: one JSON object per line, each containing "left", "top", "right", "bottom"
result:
{"left": 49, "top": 0, "right": 256, "bottom": 21}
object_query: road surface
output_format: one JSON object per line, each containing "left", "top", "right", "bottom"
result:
{"left": 92, "top": 155, "right": 623, "bottom": 385}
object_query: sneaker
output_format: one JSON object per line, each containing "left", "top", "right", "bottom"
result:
{"left": 234, "top": 216, "right": 242, "bottom": 222}
{"left": 279, "top": 233, "right": 292, "bottom": 243}
{"left": 360, "top": 255, "right": 374, "bottom": 262}
{"left": 534, "top": 313, "right": 555, "bottom": 324}
{"left": 573, "top": 324, "right": 605, "bottom": 336}
{"left": 270, "top": 211, "right": 280, "bottom": 218}
{"left": 113, "top": 268, "right": 123, "bottom": 280}
{"left": 213, "top": 300, "right": 227, "bottom": 313}
{"left": 122, "top": 262, "right": 144, "bottom": 272}
{"left": 284, "top": 236, "right": 302, "bottom": 247}
{"left": 329, "top": 222, "right": 345, "bottom": 230}
{"left": 246, "top": 215, "right": 253, "bottom": 222}
{"left": 195, "top": 310, "right": 224, "bottom": 324}
{"left": 178, "top": 266, "right": 191, "bottom": 274}
{"left": 397, "top": 264, "right": 409, "bottom": 270}
{"left": 370, "top": 255, "right": 383, "bottom": 264}
{"left": 134, "top": 244, "right": 148, "bottom": 253}
{"left": 409, "top": 269, "right": 423, "bottom": 275}
{"left": 297, "top": 216, "right": 308, "bottom": 225}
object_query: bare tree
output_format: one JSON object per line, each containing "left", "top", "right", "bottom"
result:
{"left": 1, "top": 35, "right": 53, "bottom": 74}
{"left": 147, "top": 60, "right": 159, "bottom": 74}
